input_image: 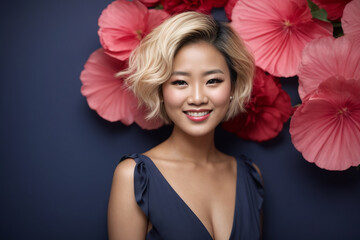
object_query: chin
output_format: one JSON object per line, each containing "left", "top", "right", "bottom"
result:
{"left": 177, "top": 123, "right": 218, "bottom": 137}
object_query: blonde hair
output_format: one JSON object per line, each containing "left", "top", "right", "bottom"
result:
{"left": 118, "top": 12, "right": 254, "bottom": 123}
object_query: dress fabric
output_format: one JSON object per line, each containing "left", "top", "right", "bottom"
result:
{"left": 120, "top": 153, "right": 264, "bottom": 240}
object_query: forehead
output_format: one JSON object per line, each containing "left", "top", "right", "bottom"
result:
{"left": 172, "top": 41, "right": 229, "bottom": 74}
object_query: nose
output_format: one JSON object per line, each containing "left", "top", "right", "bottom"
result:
{"left": 187, "top": 83, "right": 208, "bottom": 105}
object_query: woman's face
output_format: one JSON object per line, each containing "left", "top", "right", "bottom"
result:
{"left": 162, "top": 41, "right": 232, "bottom": 137}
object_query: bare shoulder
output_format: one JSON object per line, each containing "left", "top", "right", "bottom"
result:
{"left": 112, "top": 158, "right": 137, "bottom": 181}
{"left": 108, "top": 158, "right": 148, "bottom": 240}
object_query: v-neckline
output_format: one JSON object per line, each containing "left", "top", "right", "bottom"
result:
{"left": 140, "top": 154, "right": 239, "bottom": 240}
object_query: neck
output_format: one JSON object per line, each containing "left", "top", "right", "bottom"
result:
{"left": 163, "top": 125, "right": 219, "bottom": 163}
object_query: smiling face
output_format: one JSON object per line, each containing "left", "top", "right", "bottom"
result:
{"left": 162, "top": 41, "right": 232, "bottom": 137}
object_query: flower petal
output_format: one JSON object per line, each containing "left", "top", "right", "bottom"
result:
{"left": 145, "top": 9, "right": 170, "bottom": 35}
{"left": 161, "top": 0, "right": 213, "bottom": 14}
{"left": 224, "top": 0, "right": 237, "bottom": 21}
{"left": 231, "top": 0, "right": 332, "bottom": 77}
{"left": 342, "top": 0, "right": 360, "bottom": 41}
{"left": 98, "top": 0, "right": 148, "bottom": 61}
{"left": 222, "top": 68, "right": 292, "bottom": 142}
{"left": 139, "top": 0, "right": 160, "bottom": 7}
{"left": 80, "top": 48, "right": 138, "bottom": 124}
{"left": 298, "top": 36, "right": 360, "bottom": 100}
{"left": 290, "top": 76, "right": 360, "bottom": 170}
{"left": 212, "top": 0, "right": 228, "bottom": 8}
{"left": 134, "top": 106, "right": 164, "bottom": 130}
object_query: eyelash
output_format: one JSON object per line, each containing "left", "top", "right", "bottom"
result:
{"left": 171, "top": 80, "right": 187, "bottom": 86}
{"left": 207, "top": 78, "right": 224, "bottom": 84}
{"left": 170, "top": 78, "right": 224, "bottom": 86}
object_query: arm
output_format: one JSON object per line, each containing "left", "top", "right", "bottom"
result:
{"left": 108, "top": 159, "right": 148, "bottom": 240}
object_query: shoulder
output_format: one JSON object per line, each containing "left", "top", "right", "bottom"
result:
{"left": 110, "top": 158, "right": 138, "bottom": 203}
{"left": 108, "top": 158, "right": 148, "bottom": 239}
{"left": 113, "top": 158, "right": 137, "bottom": 181}
{"left": 109, "top": 157, "right": 141, "bottom": 209}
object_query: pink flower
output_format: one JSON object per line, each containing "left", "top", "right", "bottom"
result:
{"left": 298, "top": 36, "right": 360, "bottom": 101}
{"left": 161, "top": 0, "right": 213, "bottom": 14}
{"left": 342, "top": 0, "right": 360, "bottom": 41}
{"left": 231, "top": 0, "right": 332, "bottom": 77}
{"left": 222, "top": 68, "right": 292, "bottom": 142}
{"left": 98, "top": 0, "right": 169, "bottom": 61}
{"left": 80, "top": 48, "right": 164, "bottom": 130}
{"left": 312, "top": 0, "right": 351, "bottom": 20}
{"left": 290, "top": 76, "right": 360, "bottom": 170}
{"left": 139, "top": 0, "right": 160, "bottom": 7}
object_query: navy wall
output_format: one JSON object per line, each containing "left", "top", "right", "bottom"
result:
{"left": 1, "top": 1, "right": 360, "bottom": 239}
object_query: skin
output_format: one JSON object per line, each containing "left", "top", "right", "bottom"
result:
{"left": 108, "top": 41, "right": 245, "bottom": 240}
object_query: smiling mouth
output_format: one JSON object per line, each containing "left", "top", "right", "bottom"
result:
{"left": 185, "top": 111, "right": 211, "bottom": 117}
{"left": 183, "top": 110, "right": 212, "bottom": 122}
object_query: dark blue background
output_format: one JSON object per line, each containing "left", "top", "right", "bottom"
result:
{"left": 1, "top": 1, "right": 360, "bottom": 239}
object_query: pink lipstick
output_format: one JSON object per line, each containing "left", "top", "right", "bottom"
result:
{"left": 184, "top": 110, "right": 211, "bottom": 122}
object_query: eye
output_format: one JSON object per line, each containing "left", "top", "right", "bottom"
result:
{"left": 171, "top": 80, "right": 188, "bottom": 86}
{"left": 206, "top": 78, "right": 224, "bottom": 85}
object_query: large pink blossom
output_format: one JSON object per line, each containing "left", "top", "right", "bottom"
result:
{"left": 298, "top": 36, "right": 360, "bottom": 100}
{"left": 80, "top": 48, "right": 164, "bottom": 129}
{"left": 98, "top": 0, "right": 169, "bottom": 61}
{"left": 231, "top": 0, "right": 332, "bottom": 77}
{"left": 222, "top": 68, "right": 292, "bottom": 142}
{"left": 290, "top": 76, "right": 360, "bottom": 170}
{"left": 342, "top": 0, "right": 360, "bottom": 41}
{"left": 312, "top": 0, "right": 351, "bottom": 20}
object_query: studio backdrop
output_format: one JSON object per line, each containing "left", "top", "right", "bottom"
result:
{"left": 1, "top": 0, "right": 360, "bottom": 239}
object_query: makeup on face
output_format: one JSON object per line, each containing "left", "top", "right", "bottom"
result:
{"left": 162, "top": 41, "right": 232, "bottom": 137}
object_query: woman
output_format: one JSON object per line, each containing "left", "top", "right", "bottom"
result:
{"left": 108, "top": 12, "right": 263, "bottom": 240}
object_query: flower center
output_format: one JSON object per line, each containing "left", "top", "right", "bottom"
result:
{"left": 337, "top": 107, "right": 349, "bottom": 116}
{"left": 136, "top": 29, "right": 143, "bottom": 40}
{"left": 283, "top": 20, "right": 292, "bottom": 28}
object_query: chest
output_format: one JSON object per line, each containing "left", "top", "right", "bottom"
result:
{"left": 150, "top": 161, "right": 237, "bottom": 239}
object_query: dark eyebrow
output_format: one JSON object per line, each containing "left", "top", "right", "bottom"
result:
{"left": 171, "top": 69, "right": 224, "bottom": 77}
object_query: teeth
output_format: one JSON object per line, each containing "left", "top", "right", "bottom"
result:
{"left": 186, "top": 111, "right": 209, "bottom": 117}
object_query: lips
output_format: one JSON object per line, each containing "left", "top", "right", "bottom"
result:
{"left": 184, "top": 110, "right": 212, "bottom": 122}
{"left": 186, "top": 111, "right": 209, "bottom": 117}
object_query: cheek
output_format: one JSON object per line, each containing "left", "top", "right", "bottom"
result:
{"left": 162, "top": 86, "right": 185, "bottom": 107}
{"left": 210, "top": 84, "right": 232, "bottom": 106}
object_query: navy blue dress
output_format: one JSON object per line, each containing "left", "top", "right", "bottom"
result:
{"left": 120, "top": 153, "right": 264, "bottom": 240}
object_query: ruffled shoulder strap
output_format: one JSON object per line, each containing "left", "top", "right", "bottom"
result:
{"left": 239, "top": 154, "right": 264, "bottom": 210}
{"left": 120, "top": 153, "right": 150, "bottom": 217}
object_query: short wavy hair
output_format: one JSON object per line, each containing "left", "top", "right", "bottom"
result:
{"left": 119, "top": 11, "right": 254, "bottom": 124}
